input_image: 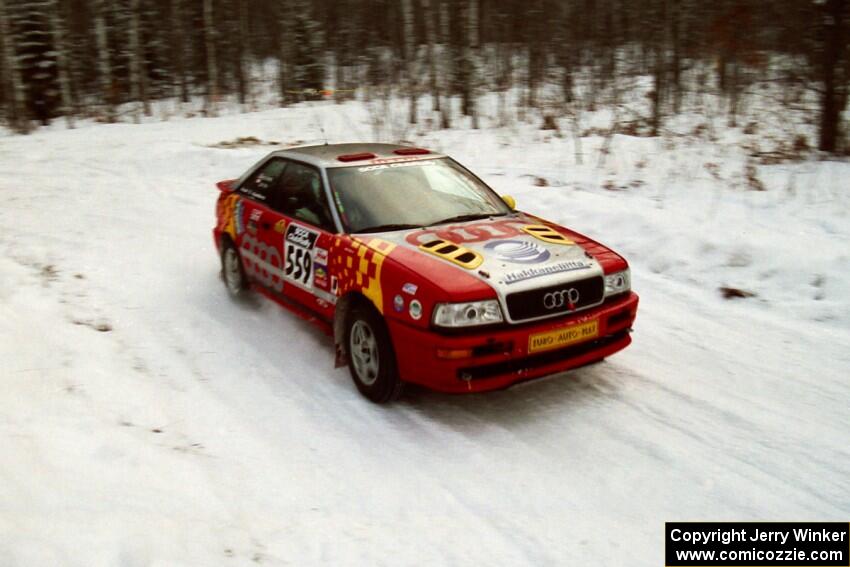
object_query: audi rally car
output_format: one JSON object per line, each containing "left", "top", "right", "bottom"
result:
{"left": 213, "top": 143, "right": 638, "bottom": 403}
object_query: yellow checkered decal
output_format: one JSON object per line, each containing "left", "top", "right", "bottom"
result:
{"left": 330, "top": 237, "right": 396, "bottom": 313}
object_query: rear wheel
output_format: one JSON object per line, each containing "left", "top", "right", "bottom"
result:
{"left": 221, "top": 239, "right": 248, "bottom": 297}
{"left": 345, "top": 303, "right": 403, "bottom": 403}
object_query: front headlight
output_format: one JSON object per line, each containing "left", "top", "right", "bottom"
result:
{"left": 433, "top": 300, "right": 504, "bottom": 328}
{"left": 604, "top": 269, "right": 631, "bottom": 296}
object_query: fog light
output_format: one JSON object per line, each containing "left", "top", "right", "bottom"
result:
{"left": 436, "top": 348, "right": 474, "bottom": 360}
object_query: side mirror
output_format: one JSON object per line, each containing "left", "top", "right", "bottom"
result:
{"left": 501, "top": 195, "right": 516, "bottom": 210}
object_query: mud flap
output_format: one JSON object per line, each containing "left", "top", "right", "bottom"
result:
{"left": 334, "top": 343, "right": 347, "bottom": 368}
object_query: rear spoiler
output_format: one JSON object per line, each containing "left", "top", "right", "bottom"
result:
{"left": 216, "top": 179, "right": 237, "bottom": 192}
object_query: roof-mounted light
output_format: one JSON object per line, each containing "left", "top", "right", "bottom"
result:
{"left": 337, "top": 152, "right": 377, "bottom": 162}
{"left": 393, "top": 148, "right": 430, "bottom": 156}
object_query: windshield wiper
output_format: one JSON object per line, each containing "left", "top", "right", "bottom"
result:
{"left": 354, "top": 223, "right": 423, "bottom": 234}
{"left": 428, "top": 212, "right": 504, "bottom": 227}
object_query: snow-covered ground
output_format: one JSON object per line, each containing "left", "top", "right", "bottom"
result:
{"left": 1, "top": 100, "right": 849, "bottom": 566}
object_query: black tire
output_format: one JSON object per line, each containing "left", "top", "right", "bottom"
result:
{"left": 345, "top": 302, "right": 404, "bottom": 403}
{"left": 220, "top": 238, "right": 249, "bottom": 298}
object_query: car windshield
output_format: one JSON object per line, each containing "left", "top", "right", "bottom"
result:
{"left": 327, "top": 158, "right": 511, "bottom": 233}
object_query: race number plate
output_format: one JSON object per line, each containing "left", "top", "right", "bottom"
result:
{"left": 284, "top": 224, "right": 318, "bottom": 288}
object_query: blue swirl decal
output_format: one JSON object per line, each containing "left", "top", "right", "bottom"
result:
{"left": 484, "top": 239, "right": 551, "bottom": 264}
{"left": 234, "top": 200, "right": 245, "bottom": 235}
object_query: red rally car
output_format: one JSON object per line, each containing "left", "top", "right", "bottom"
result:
{"left": 213, "top": 143, "right": 638, "bottom": 403}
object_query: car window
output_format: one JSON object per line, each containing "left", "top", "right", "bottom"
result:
{"left": 277, "top": 161, "right": 336, "bottom": 232}
{"left": 239, "top": 158, "right": 287, "bottom": 203}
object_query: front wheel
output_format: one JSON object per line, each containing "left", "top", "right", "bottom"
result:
{"left": 345, "top": 304, "right": 403, "bottom": 403}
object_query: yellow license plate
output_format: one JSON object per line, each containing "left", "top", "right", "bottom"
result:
{"left": 528, "top": 319, "right": 599, "bottom": 354}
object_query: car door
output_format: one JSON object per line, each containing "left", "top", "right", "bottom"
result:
{"left": 234, "top": 157, "right": 288, "bottom": 293}
{"left": 274, "top": 160, "right": 338, "bottom": 317}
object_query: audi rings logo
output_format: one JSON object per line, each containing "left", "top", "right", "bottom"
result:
{"left": 543, "top": 288, "right": 580, "bottom": 310}
{"left": 484, "top": 239, "right": 551, "bottom": 264}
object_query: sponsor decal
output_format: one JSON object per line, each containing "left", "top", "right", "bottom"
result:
{"left": 313, "top": 265, "right": 329, "bottom": 290}
{"left": 503, "top": 260, "right": 593, "bottom": 285}
{"left": 286, "top": 224, "right": 318, "bottom": 249}
{"left": 284, "top": 224, "right": 319, "bottom": 288}
{"left": 484, "top": 239, "right": 551, "bottom": 264}
{"left": 273, "top": 219, "right": 287, "bottom": 234}
{"left": 409, "top": 299, "right": 423, "bottom": 320}
{"left": 393, "top": 294, "right": 405, "bottom": 312}
{"left": 248, "top": 208, "right": 262, "bottom": 234}
{"left": 239, "top": 233, "right": 283, "bottom": 293}
{"left": 314, "top": 247, "right": 329, "bottom": 265}
{"left": 368, "top": 155, "right": 434, "bottom": 165}
{"left": 358, "top": 160, "right": 437, "bottom": 172}
{"left": 528, "top": 320, "right": 598, "bottom": 354}
{"left": 402, "top": 282, "right": 418, "bottom": 296}
{"left": 406, "top": 219, "right": 530, "bottom": 246}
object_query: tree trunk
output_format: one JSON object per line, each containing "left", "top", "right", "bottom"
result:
{"left": 439, "top": 0, "right": 451, "bottom": 128}
{"left": 402, "top": 0, "right": 417, "bottom": 124}
{"left": 278, "top": 0, "right": 291, "bottom": 106}
{"left": 94, "top": 0, "right": 114, "bottom": 121}
{"left": 47, "top": 0, "right": 74, "bottom": 127}
{"left": 650, "top": 0, "right": 667, "bottom": 137}
{"left": 818, "top": 0, "right": 847, "bottom": 153}
{"left": 170, "top": 0, "right": 189, "bottom": 103}
{"left": 670, "top": 0, "right": 682, "bottom": 114}
{"left": 421, "top": 0, "right": 439, "bottom": 113}
{"left": 235, "top": 0, "right": 247, "bottom": 106}
{"left": 203, "top": 0, "right": 219, "bottom": 115}
{"left": 0, "top": 0, "right": 29, "bottom": 132}
{"left": 128, "top": 0, "right": 149, "bottom": 121}
{"left": 465, "top": 0, "right": 478, "bottom": 128}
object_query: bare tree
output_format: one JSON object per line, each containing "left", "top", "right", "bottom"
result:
{"left": 463, "top": 0, "right": 479, "bottom": 128}
{"left": 93, "top": 0, "right": 114, "bottom": 121}
{"left": 817, "top": 0, "right": 848, "bottom": 152}
{"left": 47, "top": 0, "right": 74, "bottom": 127}
{"left": 439, "top": 0, "right": 451, "bottom": 129}
{"left": 421, "top": 0, "right": 440, "bottom": 114}
{"left": 128, "top": 0, "right": 149, "bottom": 121}
{"left": 278, "top": 0, "right": 292, "bottom": 106}
{"left": 650, "top": 0, "right": 668, "bottom": 136}
{"left": 234, "top": 0, "right": 248, "bottom": 106}
{"left": 203, "top": 0, "right": 219, "bottom": 115}
{"left": 170, "top": 0, "right": 189, "bottom": 104}
{"left": 401, "top": 0, "right": 417, "bottom": 124}
{"left": 0, "top": 0, "right": 29, "bottom": 132}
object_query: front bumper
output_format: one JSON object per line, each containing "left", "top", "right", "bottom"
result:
{"left": 387, "top": 292, "right": 639, "bottom": 393}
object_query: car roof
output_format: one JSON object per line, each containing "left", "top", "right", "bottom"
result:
{"left": 269, "top": 143, "right": 446, "bottom": 169}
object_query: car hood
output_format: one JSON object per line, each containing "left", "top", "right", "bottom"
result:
{"left": 367, "top": 214, "right": 605, "bottom": 297}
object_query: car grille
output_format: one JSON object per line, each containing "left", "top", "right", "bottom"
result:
{"left": 505, "top": 276, "right": 604, "bottom": 322}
